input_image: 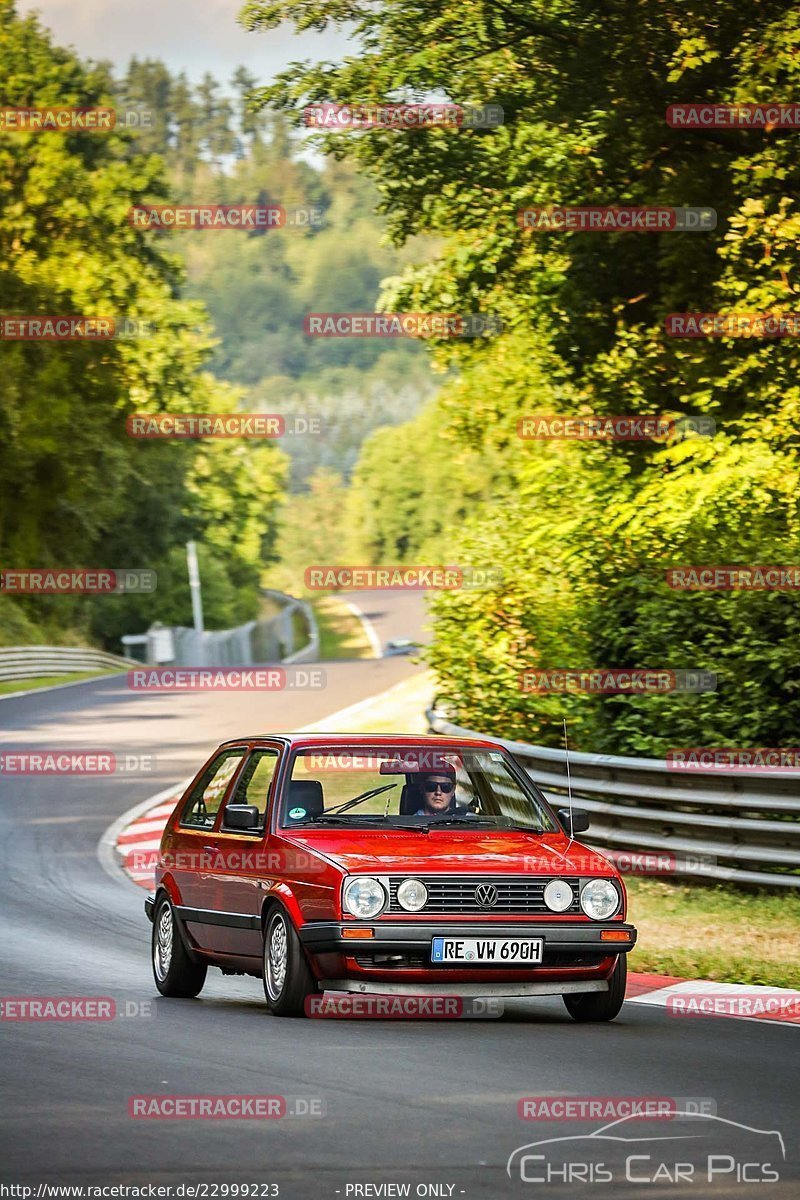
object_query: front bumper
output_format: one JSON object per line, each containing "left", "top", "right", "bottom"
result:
{"left": 300, "top": 920, "right": 637, "bottom": 956}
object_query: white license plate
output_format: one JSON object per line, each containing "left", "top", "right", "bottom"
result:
{"left": 431, "top": 937, "right": 543, "bottom": 965}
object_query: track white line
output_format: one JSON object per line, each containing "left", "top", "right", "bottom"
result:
{"left": 342, "top": 598, "right": 383, "bottom": 659}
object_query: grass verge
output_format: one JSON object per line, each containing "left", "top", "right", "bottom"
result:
{"left": 312, "top": 595, "right": 374, "bottom": 659}
{"left": 302, "top": 670, "right": 435, "bottom": 735}
{"left": 626, "top": 877, "right": 800, "bottom": 988}
{"left": 0, "top": 669, "right": 120, "bottom": 697}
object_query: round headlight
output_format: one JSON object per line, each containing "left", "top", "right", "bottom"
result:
{"left": 396, "top": 878, "right": 428, "bottom": 912}
{"left": 543, "top": 878, "right": 573, "bottom": 913}
{"left": 343, "top": 876, "right": 386, "bottom": 919}
{"left": 580, "top": 879, "right": 620, "bottom": 920}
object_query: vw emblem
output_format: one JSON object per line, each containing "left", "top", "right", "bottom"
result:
{"left": 475, "top": 883, "right": 498, "bottom": 907}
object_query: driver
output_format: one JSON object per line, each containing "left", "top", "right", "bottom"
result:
{"left": 413, "top": 765, "right": 467, "bottom": 817}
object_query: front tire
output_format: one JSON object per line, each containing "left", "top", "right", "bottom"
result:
{"left": 152, "top": 895, "right": 207, "bottom": 998}
{"left": 563, "top": 955, "right": 627, "bottom": 1022}
{"left": 262, "top": 905, "right": 316, "bottom": 1017}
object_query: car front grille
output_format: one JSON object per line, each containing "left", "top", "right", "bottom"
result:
{"left": 386, "top": 876, "right": 581, "bottom": 915}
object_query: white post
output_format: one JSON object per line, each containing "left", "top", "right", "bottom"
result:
{"left": 186, "top": 541, "right": 204, "bottom": 634}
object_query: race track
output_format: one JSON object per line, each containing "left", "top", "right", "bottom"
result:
{"left": 1, "top": 593, "right": 797, "bottom": 1199}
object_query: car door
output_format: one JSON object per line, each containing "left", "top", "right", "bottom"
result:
{"left": 210, "top": 743, "right": 284, "bottom": 959}
{"left": 168, "top": 745, "right": 248, "bottom": 951}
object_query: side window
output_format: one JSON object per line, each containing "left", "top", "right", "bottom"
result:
{"left": 223, "top": 749, "right": 280, "bottom": 827}
{"left": 180, "top": 749, "right": 246, "bottom": 829}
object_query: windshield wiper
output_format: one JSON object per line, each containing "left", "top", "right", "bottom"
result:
{"left": 293, "top": 812, "right": 387, "bottom": 826}
{"left": 325, "top": 783, "right": 398, "bottom": 815}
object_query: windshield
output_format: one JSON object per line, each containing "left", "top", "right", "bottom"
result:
{"left": 281, "top": 744, "right": 558, "bottom": 832}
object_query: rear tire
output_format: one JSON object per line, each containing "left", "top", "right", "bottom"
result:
{"left": 152, "top": 895, "right": 207, "bottom": 998}
{"left": 563, "top": 955, "right": 627, "bottom": 1022}
{"left": 262, "top": 905, "right": 316, "bottom": 1017}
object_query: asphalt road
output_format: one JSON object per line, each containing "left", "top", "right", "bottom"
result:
{"left": 0, "top": 593, "right": 797, "bottom": 1199}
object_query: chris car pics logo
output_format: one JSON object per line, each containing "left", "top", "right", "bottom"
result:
{"left": 507, "top": 1112, "right": 785, "bottom": 1186}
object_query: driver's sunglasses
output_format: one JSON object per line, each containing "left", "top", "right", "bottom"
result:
{"left": 422, "top": 779, "right": 455, "bottom": 794}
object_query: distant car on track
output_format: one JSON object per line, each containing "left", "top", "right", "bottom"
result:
{"left": 383, "top": 637, "right": 420, "bottom": 656}
{"left": 145, "top": 733, "right": 636, "bottom": 1018}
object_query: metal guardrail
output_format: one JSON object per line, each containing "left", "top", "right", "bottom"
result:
{"left": 426, "top": 707, "right": 800, "bottom": 889}
{"left": 261, "top": 589, "right": 319, "bottom": 664}
{"left": 0, "top": 645, "right": 136, "bottom": 683}
{"left": 120, "top": 590, "right": 319, "bottom": 669}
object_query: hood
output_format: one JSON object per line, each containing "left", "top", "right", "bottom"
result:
{"left": 288, "top": 828, "right": 615, "bottom": 877}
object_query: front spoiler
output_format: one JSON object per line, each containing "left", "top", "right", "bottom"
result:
{"left": 300, "top": 920, "right": 637, "bottom": 955}
{"left": 319, "top": 979, "right": 609, "bottom": 997}
{"left": 144, "top": 894, "right": 155, "bottom": 922}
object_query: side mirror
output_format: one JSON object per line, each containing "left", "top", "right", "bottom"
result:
{"left": 223, "top": 804, "right": 261, "bottom": 831}
{"left": 557, "top": 806, "right": 590, "bottom": 834}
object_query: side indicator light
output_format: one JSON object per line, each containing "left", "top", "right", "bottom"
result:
{"left": 600, "top": 930, "right": 630, "bottom": 942}
{"left": 342, "top": 928, "right": 374, "bottom": 939}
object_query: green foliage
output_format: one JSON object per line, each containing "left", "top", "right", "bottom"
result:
{"left": 0, "top": 2, "right": 286, "bottom": 647}
{"left": 248, "top": 0, "right": 800, "bottom": 751}
{"left": 107, "top": 59, "right": 438, "bottom": 491}
{"left": 266, "top": 467, "right": 350, "bottom": 594}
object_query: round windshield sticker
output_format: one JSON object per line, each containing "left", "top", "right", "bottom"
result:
{"left": 288, "top": 806, "right": 306, "bottom": 819}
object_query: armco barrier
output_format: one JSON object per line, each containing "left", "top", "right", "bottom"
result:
{"left": 261, "top": 588, "right": 319, "bottom": 664}
{"left": 0, "top": 645, "right": 136, "bottom": 683}
{"left": 119, "top": 590, "right": 319, "bottom": 669}
{"left": 426, "top": 707, "right": 800, "bottom": 890}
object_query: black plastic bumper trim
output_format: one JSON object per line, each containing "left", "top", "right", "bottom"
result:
{"left": 299, "top": 921, "right": 637, "bottom": 954}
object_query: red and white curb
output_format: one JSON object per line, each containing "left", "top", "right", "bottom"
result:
{"left": 624, "top": 976, "right": 799, "bottom": 1027}
{"left": 97, "top": 780, "right": 188, "bottom": 892}
{"left": 104, "top": 796, "right": 800, "bottom": 1027}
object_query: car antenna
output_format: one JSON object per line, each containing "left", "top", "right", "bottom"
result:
{"left": 563, "top": 717, "right": 575, "bottom": 841}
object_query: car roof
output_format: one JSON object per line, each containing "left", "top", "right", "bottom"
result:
{"left": 216, "top": 732, "right": 503, "bottom": 751}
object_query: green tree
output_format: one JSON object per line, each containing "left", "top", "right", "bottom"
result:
{"left": 0, "top": 1, "right": 286, "bottom": 648}
{"left": 242, "top": 0, "right": 800, "bottom": 750}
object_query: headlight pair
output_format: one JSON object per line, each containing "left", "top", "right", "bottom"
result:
{"left": 343, "top": 875, "right": 428, "bottom": 918}
{"left": 544, "top": 877, "right": 620, "bottom": 919}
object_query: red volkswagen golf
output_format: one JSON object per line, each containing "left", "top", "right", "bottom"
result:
{"left": 145, "top": 734, "right": 637, "bottom": 1019}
